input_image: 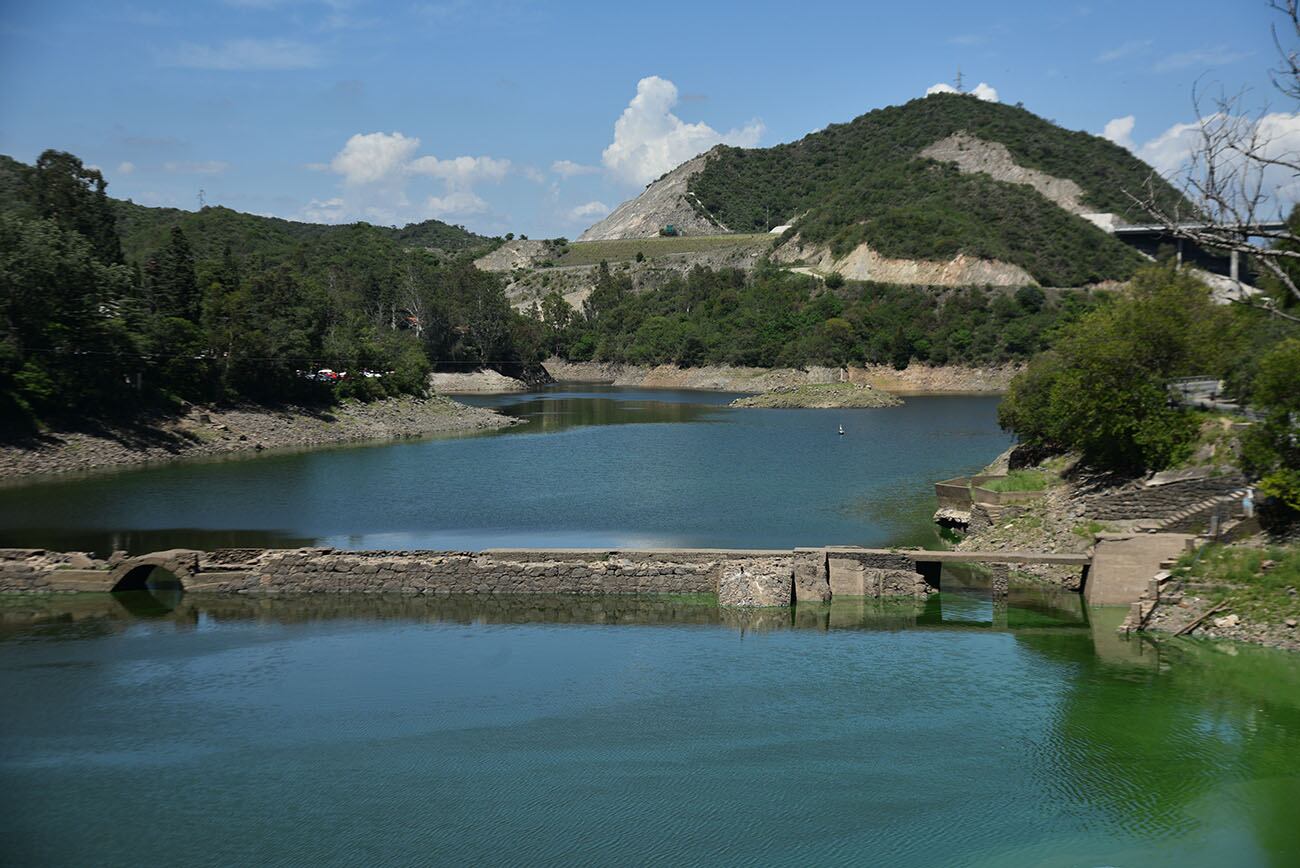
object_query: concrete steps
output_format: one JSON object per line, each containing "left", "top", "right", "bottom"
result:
{"left": 1153, "top": 489, "right": 1246, "bottom": 534}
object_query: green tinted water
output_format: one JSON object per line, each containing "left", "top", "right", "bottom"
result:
{"left": 1, "top": 591, "right": 1298, "bottom": 867}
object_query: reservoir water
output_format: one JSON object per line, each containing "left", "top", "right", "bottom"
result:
{"left": 0, "top": 387, "right": 1012, "bottom": 554}
{"left": 2, "top": 387, "right": 1299, "bottom": 866}
{"left": 2, "top": 592, "right": 1299, "bottom": 867}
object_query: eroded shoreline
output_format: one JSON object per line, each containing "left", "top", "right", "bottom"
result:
{"left": 0, "top": 395, "right": 518, "bottom": 480}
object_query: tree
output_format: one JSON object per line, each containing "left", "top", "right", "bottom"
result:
{"left": 540, "top": 290, "right": 573, "bottom": 356}
{"left": 999, "top": 266, "right": 1238, "bottom": 473}
{"left": 29, "top": 150, "right": 122, "bottom": 264}
{"left": 154, "top": 226, "right": 199, "bottom": 321}
{"left": 464, "top": 272, "right": 512, "bottom": 366}
{"left": 1130, "top": 1, "right": 1300, "bottom": 323}
{"left": 1239, "top": 338, "right": 1300, "bottom": 512}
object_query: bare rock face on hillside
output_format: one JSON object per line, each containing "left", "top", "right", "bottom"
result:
{"left": 920, "top": 131, "right": 1129, "bottom": 236}
{"left": 473, "top": 239, "right": 552, "bottom": 272}
{"left": 773, "top": 233, "right": 1037, "bottom": 287}
{"left": 920, "top": 132, "right": 1090, "bottom": 215}
{"left": 579, "top": 152, "right": 727, "bottom": 241}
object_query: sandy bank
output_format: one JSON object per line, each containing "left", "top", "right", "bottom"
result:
{"left": 0, "top": 396, "right": 517, "bottom": 479}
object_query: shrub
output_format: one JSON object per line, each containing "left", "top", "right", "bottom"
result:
{"left": 999, "top": 265, "right": 1235, "bottom": 473}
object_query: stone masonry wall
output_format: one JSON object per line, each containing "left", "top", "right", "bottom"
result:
{"left": 1085, "top": 474, "right": 1246, "bottom": 520}
{"left": 0, "top": 545, "right": 974, "bottom": 605}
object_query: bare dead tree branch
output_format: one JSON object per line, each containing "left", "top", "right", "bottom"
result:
{"left": 1124, "top": 3, "right": 1300, "bottom": 320}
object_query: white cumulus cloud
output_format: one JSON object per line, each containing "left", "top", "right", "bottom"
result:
{"left": 330, "top": 131, "right": 421, "bottom": 185}
{"left": 1106, "top": 111, "right": 1300, "bottom": 210}
{"left": 310, "top": 131, "right": 510, "bottom": 224}
{"left": 302, "top": 197, "right": 346, "bottom": 223}
{"left": 602, "top": 76, "right": 763, "bottom": 186}
{"left": 925, "top": 81, "right": 999, "bottom": 102}
{"left": 568, "top": 201, "right": 610, "bottom": 221}
{"left": 1102, "top": 115, "right": 1136, "bottom": 150}
{"left": 116, "top": 161, "right": 136, "bottom": 176}
{"left": 409, "top": 154, "right": 511, "bottom": 188}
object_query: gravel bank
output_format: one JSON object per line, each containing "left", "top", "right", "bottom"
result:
{"left": 0, "top": 396, "right": 518, "bottom": 479}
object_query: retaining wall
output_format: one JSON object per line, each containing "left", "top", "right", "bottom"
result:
{"left": 1084, "top": 474, "right": 1246, "bottom": 520}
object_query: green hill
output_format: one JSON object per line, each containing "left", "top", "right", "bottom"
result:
{"left": 0, "top": 154, "right": 490, "bottom": 264}
{"left": 676, "top": 94, "right": 1183, "bottom": 286}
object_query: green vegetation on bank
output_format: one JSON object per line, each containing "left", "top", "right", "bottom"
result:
{"left": 688, "top": 94, "right": 1174, "bottom": 286}
{"left": 538, "top": 262, "right": 1102, "bottom": 369}
{"left": 0, "top": 151, "right": 538, "bottom": 434}
{"left": 1174, "top": 543, "right": 1300, "bottom": 625}
{"left": 981, "top": 469, "right": 1050, "bottom": 493}
{"left": 999, "top": 262, "right": 1300, "bottom": 523}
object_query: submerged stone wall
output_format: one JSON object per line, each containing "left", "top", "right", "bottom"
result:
{"left": 0, "top": 545, "right": 950, "bottom": 606}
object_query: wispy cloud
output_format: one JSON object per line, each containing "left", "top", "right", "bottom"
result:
{"left": 567, "top": 201, "right": 609, "bottom": 221}
{"left": 162, "top": 38, "right": 324, "bottom": 70}
{"left": 947, "top": 33, "right": 986, "bottom": 46}
{"left": 1154, "top": 45, "right": 1252, "bottom": 73}
{"left": 163, "top": 160, "right": 230, "bottom": 174}
{"left": 551, "top": 159, "right": 601, "bottom": 178}
{"left": 1095, "top": 39, "right": 1151, "bottom": 63}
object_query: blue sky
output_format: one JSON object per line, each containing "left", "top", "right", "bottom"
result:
{"left": 0, "top": 0, "right": 1286, "bottom": 238}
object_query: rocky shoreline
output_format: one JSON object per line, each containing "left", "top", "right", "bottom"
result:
{"left": 542, "top": 359, "right": 1019, "bottom": 394}
{"left": 730, "top": 383, "right": 902, "bottom": 409}
{"left": 0, "top": 395, "right": 518, "bottom": 479}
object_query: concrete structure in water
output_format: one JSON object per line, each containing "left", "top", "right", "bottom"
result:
{"left": 0, "top": 539, "right": 1178, "bottom": 607}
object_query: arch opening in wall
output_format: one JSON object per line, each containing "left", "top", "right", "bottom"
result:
{"left": 111, "top": 566, "right": 185, "bottom": 615}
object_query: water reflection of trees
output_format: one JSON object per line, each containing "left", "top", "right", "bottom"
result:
{"left": 1014, "top": 627, "right": 1300, "bottom": 865}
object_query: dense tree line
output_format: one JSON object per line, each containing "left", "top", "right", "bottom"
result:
{"left": 998, "top": 264, "right": 1300, "bottom": 518}
{"left": 533, "top": 262, "right": 1103, "bottom": 370}
{"left": 688, "top": 94, "right": 1183, "bottom": 287}
{"left": 0, "top": 150, "right": 536, "bottom": 433}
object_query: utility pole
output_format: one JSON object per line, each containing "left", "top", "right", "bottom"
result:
{"left": 954, "top": 67, "right": 965, "bottom": 93}
{"left": 197, "top": 188, "right": 206, "bottom": 209}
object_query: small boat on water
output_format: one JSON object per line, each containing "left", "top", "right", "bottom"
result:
{"left": 838, "top": 424, "right": 845, "bottom": 436}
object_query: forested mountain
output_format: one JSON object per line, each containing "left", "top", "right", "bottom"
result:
{"left": 541, "top": 262, "right": 1104, "bottom": 369}
{"left": 0, "top": 154, "right": 487, "bottom": 263}
{"left": 588, "top": 94, "right": 1186, "bottom": 287}
{"left": 0, "top": 150, "right": 533, "bottom": 434}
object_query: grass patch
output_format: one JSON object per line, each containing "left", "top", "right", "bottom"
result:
{"left": 980, "top": 469, "right": 1050, "bottom": 493}
{"left": 1174, "top": 543, "right": 1300, "bottom": 624}
{"left": 1072, "top": 520, "right": 1109, "bottom": 539}
{"left": 554, "top": 234, "right": 770, "bottom": 268}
